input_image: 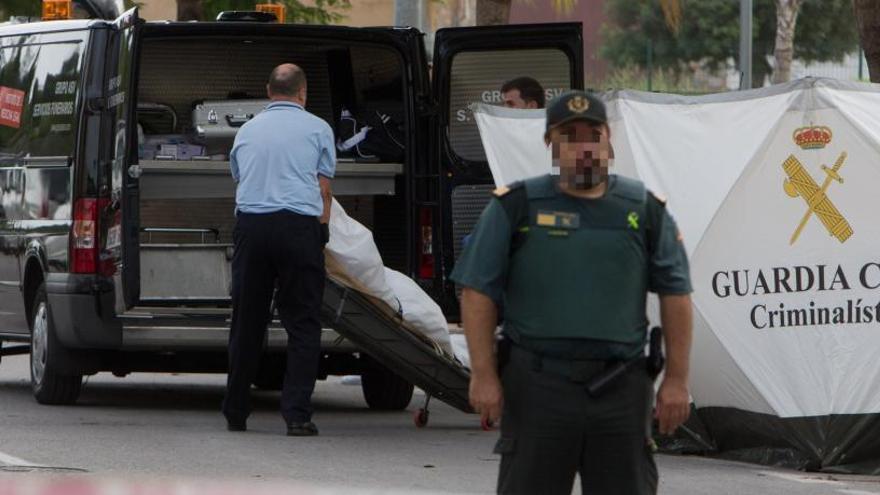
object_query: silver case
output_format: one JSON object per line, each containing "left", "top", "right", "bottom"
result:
{"left": 192, "top": 99, "right": 270, "bottom": 153}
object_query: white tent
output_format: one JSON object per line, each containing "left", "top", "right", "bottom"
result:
{"left": 474, "top": 78, "right": 880, "bottom": 473}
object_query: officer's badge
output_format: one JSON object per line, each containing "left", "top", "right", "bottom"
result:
{"left": 536, "top": 210, "right": 580, "bottom": 229}
{"left": 567, "top": 96, "right": 590, "bottom": 114}
{"left": 627, "top": 212, "right": 639, "bottom": 230}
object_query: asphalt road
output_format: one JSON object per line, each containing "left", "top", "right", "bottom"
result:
{"left": 2, "top": 354, "right": 880, "bottom": 494}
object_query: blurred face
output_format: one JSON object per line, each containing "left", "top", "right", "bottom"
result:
{"left": 546, "top": 120, "right": 613, "bottom": 190}
{"left": 502, "top": 89, "right": 539, "bottom": 109}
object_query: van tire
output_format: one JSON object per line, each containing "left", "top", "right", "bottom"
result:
{"left": 361, "top": 358, "right": 413, "bottom": 411}
{"left": 30, "top": 285, "right": 82, "bottom": 405}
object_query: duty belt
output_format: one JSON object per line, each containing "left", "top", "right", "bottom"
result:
{"left": 508, "top": 345, "right": 644, "bottom": 394}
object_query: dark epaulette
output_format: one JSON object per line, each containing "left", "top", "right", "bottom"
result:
{"left": 610, "top": 175, "right": 647, "bottom": 204}
{"left": 648, "top": 190, "right": 668, "bottom": 208}
{"left": 493, "top": 181, "right": 524, "bottom": 198}
{"left": 493, "top": 181, "right": 528, "bottom": 229}
{"left": 644, "top": 189, "right": 671, "bottom": 252}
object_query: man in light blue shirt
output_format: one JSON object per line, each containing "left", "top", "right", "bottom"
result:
{"left": 223, "top": 63, "right": 334, "bottom": 437}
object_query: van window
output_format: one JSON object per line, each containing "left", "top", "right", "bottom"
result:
{"left": 136, "top": 36, "right": 405, "bottom": 163}
{"left": 0, "top": 39, "right": 84, "bottom": 161}
{"left": 137, "top": 37, "right": 335, "bottom": 135}
{"left": 447, "top": 48, "right": 571, "bottom": 163}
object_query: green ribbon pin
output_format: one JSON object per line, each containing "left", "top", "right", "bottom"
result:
{"left": 627, "top": 212, "right": 639, "bottom": 230}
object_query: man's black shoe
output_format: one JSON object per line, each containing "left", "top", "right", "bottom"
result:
{"left": 227, "top": 420, "right": 247, "bottom": 432}
{"left": 286, "top": 421, "right": 319, "bottom": 436}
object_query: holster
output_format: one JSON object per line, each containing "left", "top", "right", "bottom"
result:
{"left": 586, "top": 326, "right": 665, "bottom": 397}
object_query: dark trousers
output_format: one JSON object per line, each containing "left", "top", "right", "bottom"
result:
{"left": 222, "top": 211, "right": 325, "bottom": 425}
{"left": 496, "top": 346, "right": 657, "bottom": 495}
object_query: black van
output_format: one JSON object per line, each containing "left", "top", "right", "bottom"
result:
{"left": 0, "top": 9, "right": 583, "bottom": 406}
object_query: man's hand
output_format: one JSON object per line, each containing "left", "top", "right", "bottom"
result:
{"left": 461, "top": 288, "right": 502, "bottom": 430}
{"left": 655, "top": 377, "right": 690, "bottom": 435}
{"left": 470, "top": 370, "right": 503, "bottom": 427}
{"left": 656, "top": 293, "right": 693, "bottom": 436}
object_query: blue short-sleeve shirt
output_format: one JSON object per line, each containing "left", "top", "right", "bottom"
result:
{"left": 230, "top": 101, "right": 336, "bottom": 216}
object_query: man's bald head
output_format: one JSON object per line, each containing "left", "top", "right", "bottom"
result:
{"left": 267, "top": 63, "right": 307, "bottom": 102}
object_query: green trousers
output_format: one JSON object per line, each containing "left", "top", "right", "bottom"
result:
{"left": 495, "top": 346, "right": 658, "bottom": 495}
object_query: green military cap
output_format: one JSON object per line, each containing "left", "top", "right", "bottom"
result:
{"left": 545, "top": 90, "right": 607, "bottom": 135}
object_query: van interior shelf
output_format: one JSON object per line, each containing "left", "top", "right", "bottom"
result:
{"left": 137, "top": 160, "right": 403, "bottom": 199}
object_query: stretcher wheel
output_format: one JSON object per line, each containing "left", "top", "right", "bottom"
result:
{"left": 414, "top": 408, "right": 430, "bottom": 428}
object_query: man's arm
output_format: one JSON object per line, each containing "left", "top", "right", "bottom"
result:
{"left": 461, "top": 287, "right": 502, "bottom": 426}
{"left": 655, "top": 293, "right": 693, "bottom": 435}
{"left": 449, "top": 195, "right": 516, "bottom": 427}
{"left": 319, "top": 175, "right": 332, "bottom": 224}
{"left": 229, "top": 146, "right": 240, "bottom": 183}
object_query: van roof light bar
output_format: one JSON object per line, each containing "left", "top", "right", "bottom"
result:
{"left": 42, "top": 0, "right": 72, "bottom": 20}
{"left": 255, "top": 3, "right": 285, "bottom": 23}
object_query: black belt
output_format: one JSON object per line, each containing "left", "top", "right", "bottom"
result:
{"left": 235, "top": 209, "right": 317, "bottom": 219}
{"left": 509, "top": 345, "right": 646, "bottom": 396}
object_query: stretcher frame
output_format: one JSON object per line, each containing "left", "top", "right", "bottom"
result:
{"left": 321, "top": 275, "right": 473, "bottom": 425}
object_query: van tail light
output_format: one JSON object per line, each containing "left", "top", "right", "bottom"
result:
{"left": 418, "top": 207, "right": 434, "bottom": 279}
{"left": 71, "top": 198, "right": 99, "bottom": 274}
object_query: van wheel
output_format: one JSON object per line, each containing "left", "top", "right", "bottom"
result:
{"left": 361, "top": 358, "right": 413, "bottom": 411}
{"left": 30, "top": 284, "right": 82, "bottom": 405}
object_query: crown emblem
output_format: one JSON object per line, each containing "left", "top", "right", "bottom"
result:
{"left": 793, "top": 125, "right": 832, "bottom": 150}
{"left": 568, "top": 96, "right": 589, "bottom": 114}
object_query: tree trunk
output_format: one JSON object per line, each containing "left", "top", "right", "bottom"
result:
{"left": 475, "top": 0, "right": 510, "bottom": 25}
{"left": 450, "top": 0, "right": 461, "bottom": 27}
{"left": 177, "top": 0, "right": 203, "bottom": 22}
{"left": 772, "top": 0, "right": 803, "bottom": 84}
{"left": 854, "top": 0, "right": 880, "bottom": 83}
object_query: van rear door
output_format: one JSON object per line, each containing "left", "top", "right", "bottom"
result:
{"left": 430, "top": 23, "right": 584, "bottom": 306}
{"left": 106, "top": 8, "right": 141, "bottom": 312}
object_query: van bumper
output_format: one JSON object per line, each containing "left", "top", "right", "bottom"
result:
{"left": 119, "top": 326, "right": 357, "bottom": 353}
{"left": 45, "top": 273, "right": 122, "bottom": 349}
{"left": 44, "top": 274, "right": 356, "bottom": 354}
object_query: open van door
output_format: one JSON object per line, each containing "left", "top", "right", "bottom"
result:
{"left": 106, "top": 8, "right": 141, "bottom": 313}
{"left": 430, "top": 23, "right": 584, "bottom": 307}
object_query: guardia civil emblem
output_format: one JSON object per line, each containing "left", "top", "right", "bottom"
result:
{"left": 781, "top": 124, "right": 852, "bottom": 245}
{"left": 567, "top": 96, "right": 589, "bottom": 114}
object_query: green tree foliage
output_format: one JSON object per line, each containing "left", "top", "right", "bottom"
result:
{"left": 602, "top": 0, "right": 859, "bottom": 88}
{"left": 202, "top": 0, "right": 351, "bottom": 24}
{"left": 1, "top": 0, "right": 143, "bottom": 21}
{"left": 0, "top": 0, "right": 41, "bottom": 19}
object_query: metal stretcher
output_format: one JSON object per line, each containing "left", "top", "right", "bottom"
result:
{"left": 320, "top": 275, "right": 473, "bottom": 427}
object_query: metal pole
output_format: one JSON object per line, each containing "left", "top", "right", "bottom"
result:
{"left": 739, "top": 0, "right": 753, "bottom": 89}
{"left": 647, "top": 39, "right": 654, "bottom": 92}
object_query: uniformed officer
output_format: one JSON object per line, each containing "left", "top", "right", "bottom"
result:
{"left": 451, "top": 90, "right": 693, "bottom": 494}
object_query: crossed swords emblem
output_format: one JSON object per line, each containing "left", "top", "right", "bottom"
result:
{"left": 782, "top": 151, "right": 853, "bottom": 245}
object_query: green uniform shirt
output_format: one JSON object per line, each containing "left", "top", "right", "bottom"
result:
{"left": 450, "top": 174, "right": 692, "bottom": 360}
